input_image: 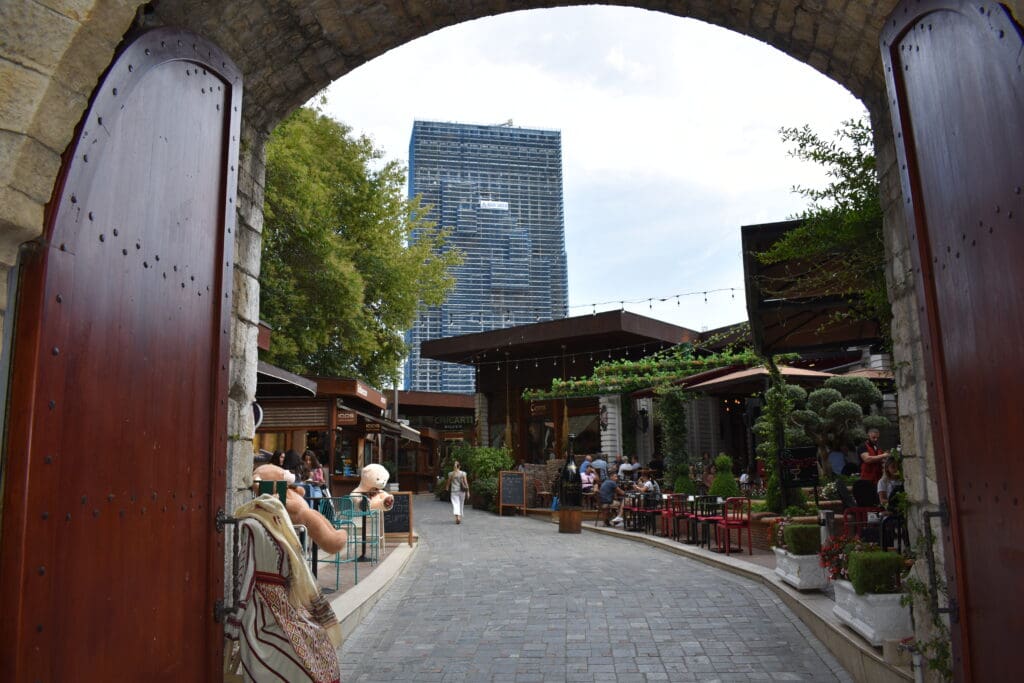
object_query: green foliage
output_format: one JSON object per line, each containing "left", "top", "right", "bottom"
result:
{"left": 756, "top": 116, "right": 890, "bottom": 344}
{"left": 460, "top": 445, "right": 513, "bottom": 482}
{"left": 791, "top": 375, "right": 889, "bottom": 474}
{"left": 471, "top": 476, "right": 499, "bottom": 512}
{"left": 783, "top": 524, "right": 821, "bottom": 555}
{"left": 708, "top": 454, "right": 740, "bottom": 498}
{"left": 752, "top": 365, "right": 811, "bottom": 513}
{"left": 657, "top": 387, "right": 691, "bottom": 473}
{"left": 522, "top": 347, "right": 766, "bottom": 400}
{"left": 619, "top": 394, "right": 637, "bottom": 457}
{"left": 260, "top": 106, "right": 461, "bottom": 385}
{"left": 848, "top": 550, "right": 904, "bottom": 594}
{"left": 783, "top": 501, "right": 811, "bottom": 518}
{"left": 672, "top": 474, "right": 696, "bottom": 495}
{"left": 902, "top": 572, "right": 953, "bottom": 681}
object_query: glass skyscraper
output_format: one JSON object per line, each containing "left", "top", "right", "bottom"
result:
{"left": 404, "top": 120, "right": 569, "bottom": 392}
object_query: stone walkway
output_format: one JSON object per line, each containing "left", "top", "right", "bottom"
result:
{"left": 339, "top": 495, "right": 852, "bottom": 682}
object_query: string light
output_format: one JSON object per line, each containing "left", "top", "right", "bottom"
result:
{"left": 569, "top": 286, "right": 743, "bottom": 311}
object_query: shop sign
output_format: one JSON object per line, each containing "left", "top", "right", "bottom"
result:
{"left": 337, "top": 410, "right": 357, "bottom": 426}
{"left": 442, "top": 432, "right": 466, "bottom": 440}
{"left": 364, "top": 422, "right": 381, "bottom": 433}
{"left": 530, "top": 402, "right": 548, "bottom": 416}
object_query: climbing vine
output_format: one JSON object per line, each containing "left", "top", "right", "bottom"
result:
{"left": 522, "top": 347, "right": 763, "bottom": 400}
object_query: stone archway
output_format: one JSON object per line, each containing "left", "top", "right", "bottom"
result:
{"left": 3, "top": 1, "right": 1022, "bottom": 679}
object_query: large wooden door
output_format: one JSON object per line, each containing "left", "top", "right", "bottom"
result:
{"left": 882, "top": 2, "right": 1024, "bottom": 679}
{"left": 0, "top": 29, "right": 241, "bottom": 681}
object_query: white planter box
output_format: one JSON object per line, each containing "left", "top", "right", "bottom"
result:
{"left": 774, "top": 547, "right": 829, "bottom": 591}
{"left": 832, "top": 579, "right": 912, "bottom": 647}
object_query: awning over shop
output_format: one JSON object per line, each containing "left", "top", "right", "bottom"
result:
{"left": 686, "top": 365, "right": 835, "bottom": 394}
{"left": 256, "top": 360, "right": 318, "bottom": 398}
{"left": 336, "top": 402, "right": 421, "bottom": 443}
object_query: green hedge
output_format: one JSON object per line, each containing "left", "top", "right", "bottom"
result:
{"left": 783, "top": 524, "right": 820, "bottom": 555}
{"left": 848, "top": 550, "right": 904, "bottom": 594}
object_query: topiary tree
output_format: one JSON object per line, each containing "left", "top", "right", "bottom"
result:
{"left": 708, "top": 454, "right": 741, "bottom": 498}
{"left": 790, "top": 375, "right": 889, "bottom": 476}
{"left": 752, "top": 372, "right": 813, "bottom": 513}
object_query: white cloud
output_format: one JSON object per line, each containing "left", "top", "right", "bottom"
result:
{"left": 318, "top": 5, "right": 866, "bottom": 332}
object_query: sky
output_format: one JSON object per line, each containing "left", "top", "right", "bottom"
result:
{"left": 319, "top": 6, "right": 867, "bottom": 333}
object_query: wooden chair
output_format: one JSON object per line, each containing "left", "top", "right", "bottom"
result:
{"left": 715, "top": 497, "right": 752, "bottom": 556}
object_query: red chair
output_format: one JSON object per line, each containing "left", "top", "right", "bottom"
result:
{"left": 675, "top": 495, "right": 701, "bottom": 544}
{"left": 659, "top": 494, "right": 681, "bottom": 537}
{"left": 621, "top": 493, "right": 643, "bottom": 530}
{"left": 715, "top": 497, "right": 752, "bottom": 555}
{"left": 692, "top": 495, "right": 724, "bottom": 548}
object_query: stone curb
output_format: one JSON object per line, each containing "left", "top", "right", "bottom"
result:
{"left": 328, "top": 541, "right": 419, "bottom": 642}
{"left": 575, "top": 521, "right": 914, "bottom": 683}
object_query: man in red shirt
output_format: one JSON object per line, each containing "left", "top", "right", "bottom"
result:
{"left": 859, "top": 428, "right": 888, "bottom": 483}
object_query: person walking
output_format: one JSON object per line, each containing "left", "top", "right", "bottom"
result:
{"left": 447, "top": 460, "right": 471, "bottom": 524}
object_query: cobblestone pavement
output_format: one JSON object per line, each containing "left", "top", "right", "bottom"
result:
{"left": 339, "top": 495, "right": 852, "bottom": 682}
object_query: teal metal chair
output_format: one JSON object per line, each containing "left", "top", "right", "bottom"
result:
{"left": 317, "top": 497, "right": 362, "bottom": 588}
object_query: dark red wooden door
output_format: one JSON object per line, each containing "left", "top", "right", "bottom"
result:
{"left": 882, "top": 2, "right": 1024, "bottom": 679}
{"left": 0, "top": 29, "right": 240, "bottom": 681}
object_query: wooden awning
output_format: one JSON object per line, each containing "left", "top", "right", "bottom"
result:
{"left": 686, "top": 365, "right": 834, "bottom": 394}
{"left": 741, "top": 220, "right": 882, "bottom": 354}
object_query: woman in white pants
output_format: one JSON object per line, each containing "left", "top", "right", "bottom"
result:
{"left": 447, "top": 461, "right": 470, "bottom": 524}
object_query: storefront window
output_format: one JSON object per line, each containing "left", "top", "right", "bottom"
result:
{"left": 334, "top": 434, "right": 355, "bottom": 475}
{"left": 306, "top": 430, "right": 330, "bottom": 471}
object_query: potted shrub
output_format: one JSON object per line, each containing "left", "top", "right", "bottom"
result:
{"left": 825, "top": 544, "right": 913, "bottom": 647}
{"left": 774, "top": 523, "right": 828, "bottom": 590}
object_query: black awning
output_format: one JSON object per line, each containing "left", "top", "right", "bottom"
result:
{"left": 256, "top": 360, "right": 318, "bottom": 398}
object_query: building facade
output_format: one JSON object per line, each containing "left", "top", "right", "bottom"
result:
{"left": 404, "top": 120, "right": 569, "bottom": 392}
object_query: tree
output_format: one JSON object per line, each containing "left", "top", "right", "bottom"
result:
{"left": 260, "top": 106, "right": 460, "bottom": 386}
{"left": 790, "top": 375, "right": 889, "bottom": 475}
{"left": 756, "top": 116, "right": 890, "bottom": 343}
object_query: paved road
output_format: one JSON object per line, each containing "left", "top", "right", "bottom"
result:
{"left": 340, "top": 495, "right": 851, "bottom": 682}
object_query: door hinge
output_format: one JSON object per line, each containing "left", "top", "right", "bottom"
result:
{"left": 215, "top": 507, "right": 235, "bottom": 533}
{"left": 213, "top": 598, "right": 231, "bottom": 623}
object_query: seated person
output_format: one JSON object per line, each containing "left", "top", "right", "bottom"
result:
{"left": 580, "top": 467, "right": 597, "bottom": 493}
{"left": 877, "top": 457, "right": 904, "bottom": 508}
{"left": 637, "top": 473, "right": 660, "bottom": 496}
{"left": 598, "top": 472, "right": 628, "bottom": 526}
{"left": 618, "top": 456, "right": 637, "bottom": 482}
{"left": 579, "top": 454, "right": 593, "bottom": 475}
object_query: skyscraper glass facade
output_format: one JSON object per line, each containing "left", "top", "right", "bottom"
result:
{"left": 405, "top": 120, "right": 569, "bottom": 392}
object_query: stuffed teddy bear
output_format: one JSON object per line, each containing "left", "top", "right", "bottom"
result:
{"left": 252, "top": 464, "right": 347, "bottom": 553}
{"left": 351, "top": 463, "right": 395, "bottom": 511}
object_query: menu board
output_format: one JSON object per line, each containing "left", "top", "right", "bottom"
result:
{"left": 780, "top": 446, "right": 820, "bottom": 487}
{"left": 499, "top": 471, "right": 525, "bottom": 516}
{"left": 383, "top": 491, "right": 413, "bottom": 545}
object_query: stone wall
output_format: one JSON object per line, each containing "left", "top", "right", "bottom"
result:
{"left": 6, "top": 2, "right": 1020, "bottom": 675}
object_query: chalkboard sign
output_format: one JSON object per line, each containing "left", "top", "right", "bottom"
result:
{"left": 499, "top": 471, "right": 525, "bottom": 516}
{"left": 383, "top": 491, "right": 413, "bottom": 546}
{"left": 780, "top": 446, "right": 820, "bottom": 488}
